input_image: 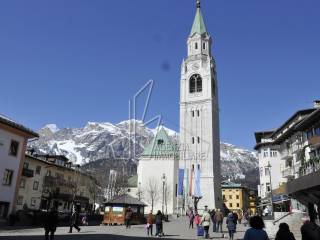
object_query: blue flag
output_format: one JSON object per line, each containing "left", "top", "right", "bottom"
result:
{"left": 177, "top": 169, "right": 184, "bottom": 196}
{"left": 193, "top": 166, "right": 202, "bottom": 198}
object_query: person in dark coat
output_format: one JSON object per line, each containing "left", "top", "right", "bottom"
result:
{"left": 226, "top": 213, "right": 236, "bottom": 240}
{"left": 68, "top": 206, "right": 81, "bottom": 233}
{"left": 44, "top": 207, "right": 59, "bottom": 240}
{"left": 275, "top": 223, "right": 295, "bottom": 240}
{"left": 125, "top": 207, "right": 133, "bottom": 229}
{"left": 210, "top": 209, "right": 217, "bottom": 232}
{"left": 300, "top": 218, "right": 320, "bottom": 240}
{"left": 243, "top": 216, "right": 269, "bottom": 240}
{"left": 155, "top": 210, "right": 164, "bottom": 237}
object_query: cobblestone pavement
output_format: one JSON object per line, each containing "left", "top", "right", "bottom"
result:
{"left": 0, "top": 217, "right": 300, "bottom": 240}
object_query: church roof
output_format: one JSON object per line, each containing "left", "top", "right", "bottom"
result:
{"left": 190, "top": 3, "right": 207, "bottom": 36}
{"left": 140, "top": 127, "right": 178, "bottom": 158}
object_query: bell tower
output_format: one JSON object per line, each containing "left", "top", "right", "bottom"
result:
{"left": 179, "top": 0, "right": 222, "bottom": 210}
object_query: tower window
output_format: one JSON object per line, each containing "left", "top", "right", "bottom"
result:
{"left": 203, "top": 43, "right": 206, "bottom": 49}
{"left": 189, "top": 74, "right": 202, "bottom": 93}
{"left": 195, "top": 42, "right": 198, "bottom": 49}
{"left": 192, "top": 137, "right": 195, "bottom": 144}
{"left": 197, "top": 110, "right": 200, "bottom": 117}
{"left": 192, "top": 111, "right": 195, "bottom": 117}
{"left": 197, "top": 137, "right": 200, "bottom": 143}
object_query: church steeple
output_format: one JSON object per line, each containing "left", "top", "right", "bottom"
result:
{"left": 190, "top": 0, "right": 207, "bottom": 36}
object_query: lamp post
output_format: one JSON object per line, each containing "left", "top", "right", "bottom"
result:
{"left": 138, "top": 182, "right": 141, "bottom": 201}
{"left": 162, "top": 173, "right": 166, "bottom": 214}
{"left": 267, "top": 162, "right": 274, "bottom": 218}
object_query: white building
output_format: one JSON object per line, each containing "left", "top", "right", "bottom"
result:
{"left": 255, "top": 102, "right": 320, "bottom": 213}
{"left": 137, "top": 127, "right": 178, "bottom": 214}
{"left": 179, "top": 0, "right": 222, "bottom": 210}
{"left": 0, "top": 115, "right": 38, "bottom": 219}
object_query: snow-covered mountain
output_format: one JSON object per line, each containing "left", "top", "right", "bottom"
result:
{"left": 29, "top": 120, "right": 258, "bottom": 186}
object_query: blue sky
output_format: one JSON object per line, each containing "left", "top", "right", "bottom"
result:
{"left": 0, "top": 0, "right": 319, "bottom": 149}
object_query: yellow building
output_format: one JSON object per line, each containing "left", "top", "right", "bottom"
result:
{"left": 17, "top": 151, "right": 100, "bottom": 213}
{"left": 221, "top": 181, "right": 257, "bottom": 215}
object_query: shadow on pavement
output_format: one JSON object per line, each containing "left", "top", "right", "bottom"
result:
{"left": 0, "top": 234, "right": 186, "bottom": 240}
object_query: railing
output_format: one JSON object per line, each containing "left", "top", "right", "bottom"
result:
{"left": 273, "top": 212, "right": 292, "bottom": 225}
{"left": 281, "top": 167, "right": 294, "bottom": 178}
{"left": 22, "top": 168, "right": 34, "bottom": 177}
{"left": 280, "top": 149, "right": 293, "bottom": 159}
{"left": 43, "top": 176, "right": 76, "bottom": 188}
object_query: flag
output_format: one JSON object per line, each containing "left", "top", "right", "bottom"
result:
{"left": 177, "top": 169, "right": 184, "bottom": 196}
{"left": 189, "top": 165, "right": 194, "bottom": 196}
{"left": 193, "top": 165, "right": 202, "bottom": 198}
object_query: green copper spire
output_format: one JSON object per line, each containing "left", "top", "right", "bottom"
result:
{"left": 190, "top": 0, "right": 207, "bottom": 36}
{"left": 141, "top": 127, "right": 178, "bottom": 158}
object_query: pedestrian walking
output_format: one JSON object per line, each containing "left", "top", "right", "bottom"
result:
{"left": 300, "top": 217, "right": 320, "bottom": 240}
{"left": 201, "top": 206, "right": 211, "bottom": 239}
{"left": 275, "top": 223, "right": 296, "bottom": 240}
{"left": 188, "top": 210, "right": 195, "bottom": 229}
{"left": 146, "top": 211, "right": 154, "bottom": 236}
{"left": 232, "top": 211, "right": 238, "bottom": 233}
{"left": 155, "top": 210, "right": 164, "bottom": 237}
{"left": 81, "top": 212, "right": 88, "bottom": 226}
{"left": 44, "top": 207, "right": 58, "bottom": 240}
{"left": 210, "top": 209, "right": 217, "bottom": 232}
{"left": 244, "top": 210, "right": 250, "bottom": 227}
{"left": 214, "top": 209, "right": 224, "bottom": 233}
{"left": 243, "top": 216, "right": 269, "bottom": 240}
{"left": 194, "top": 212, "right": 201, "bottom": 226}
{"left": 226, "top": 212, "right": 236, "bottom": 240}
{"left": 238, "top": 210, "right": 243, "bottom": 224}
{"left": 125, "top": 207, "right": 133, "bottom": 229}
{"left": 68, "top": 206, "right": 81, "bottom": 233}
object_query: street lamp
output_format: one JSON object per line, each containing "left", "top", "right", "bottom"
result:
{"left": 161, "top": 174, "right": 166, "bottom": 214}
{"left": 267, "top": 162, "right": 274, "bottom": 218}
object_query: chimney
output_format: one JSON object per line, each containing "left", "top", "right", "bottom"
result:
{"left": 314, "top": 100, "right": 320, "bottom": 108}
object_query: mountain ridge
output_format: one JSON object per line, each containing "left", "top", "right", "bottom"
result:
{"left": 29, "top": 120, "right": 258, "bottom": 187}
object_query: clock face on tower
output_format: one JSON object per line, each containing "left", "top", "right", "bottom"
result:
{"left": 189, "top": 74, "right": 202, "bottom": 93}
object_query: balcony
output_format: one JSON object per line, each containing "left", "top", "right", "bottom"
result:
{"left": 281, "top": 167, "right": 294, "bottom": 179}
{"left": 22, "top": 168, "right": 34, "bottom": 178}
{"left": 308, "top": 136, "right": 320, "bottom": 149}
{"left": 280, "top": 149, "right": 293, "bottom": 160}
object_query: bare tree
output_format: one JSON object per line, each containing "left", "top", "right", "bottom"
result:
{"left": 145, "top": 177, "right": 159, "bottom": 213}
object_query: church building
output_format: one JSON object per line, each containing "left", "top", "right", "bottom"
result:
{"left": 179, "top": 0, "right": 222, "bottom": 211}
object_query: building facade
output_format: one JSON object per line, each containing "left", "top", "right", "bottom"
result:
{"left": 137, "top": 127, "right": 178, "bottom": 214}
{"left": 179, "top": 0, "right": 222, "bottom": 211}
{"left": 221, "top": 181, "right": 257, "bottom": 215}
{"left": 17, "top": 152, "right": 99, "bottom": 213}
{"left": 255, "top": 101, "right": 320, "bottom": 221}
{"left": 0, "top": 115, "right": 38, "bottom": 219}
{"left": 254, "top": 131, "right": 285, "bottom": 200}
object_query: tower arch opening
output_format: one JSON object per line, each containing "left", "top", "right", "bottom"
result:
{"left": 189, "top": 74, "right": 202, "bottom": 93}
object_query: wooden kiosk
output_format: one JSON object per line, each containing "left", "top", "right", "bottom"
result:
{"left": 103, "top": 194, "right": 146, "bottom": 225}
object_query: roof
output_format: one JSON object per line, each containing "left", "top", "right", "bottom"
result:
{"left": 0, "top": 114, "right": 38, "bottom": 138}
{"left": 190, "top": 5, "right": 207, "bottom": 36}
{"left": 295, "top": 108, "right": 320, "bottom": 131}
{"left": 105, "top": 194, "right": 146, "bottom": 206}
{"left": 127, "top": 175, "right": 138, "bottom": 188}
{"left": 270, "top": 109, "right": 315, "bottom": 139}
{"left": 221, "top": 181, "right": 242, "bottom": 189}
{"left": 254, "top": 130, "right": 275, "bottom": 144}
{"left": 140, "top": 127, "right": 178, "bottom": 158}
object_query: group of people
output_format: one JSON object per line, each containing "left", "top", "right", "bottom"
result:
{"left": 187, "top": 206, "right": 225, "bottom": 239}
{"left": 186, "top": 206, "right": 320, "bottom": 240}
{"left": 43, "top": 206, "right": 85, "bottom": 240}
{"left": 145, "top": 210, "right": 165, "bottom": 237}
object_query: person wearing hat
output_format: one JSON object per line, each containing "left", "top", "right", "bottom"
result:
{"left": 201, "top": 206, "right": 211, "bottom": 239}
